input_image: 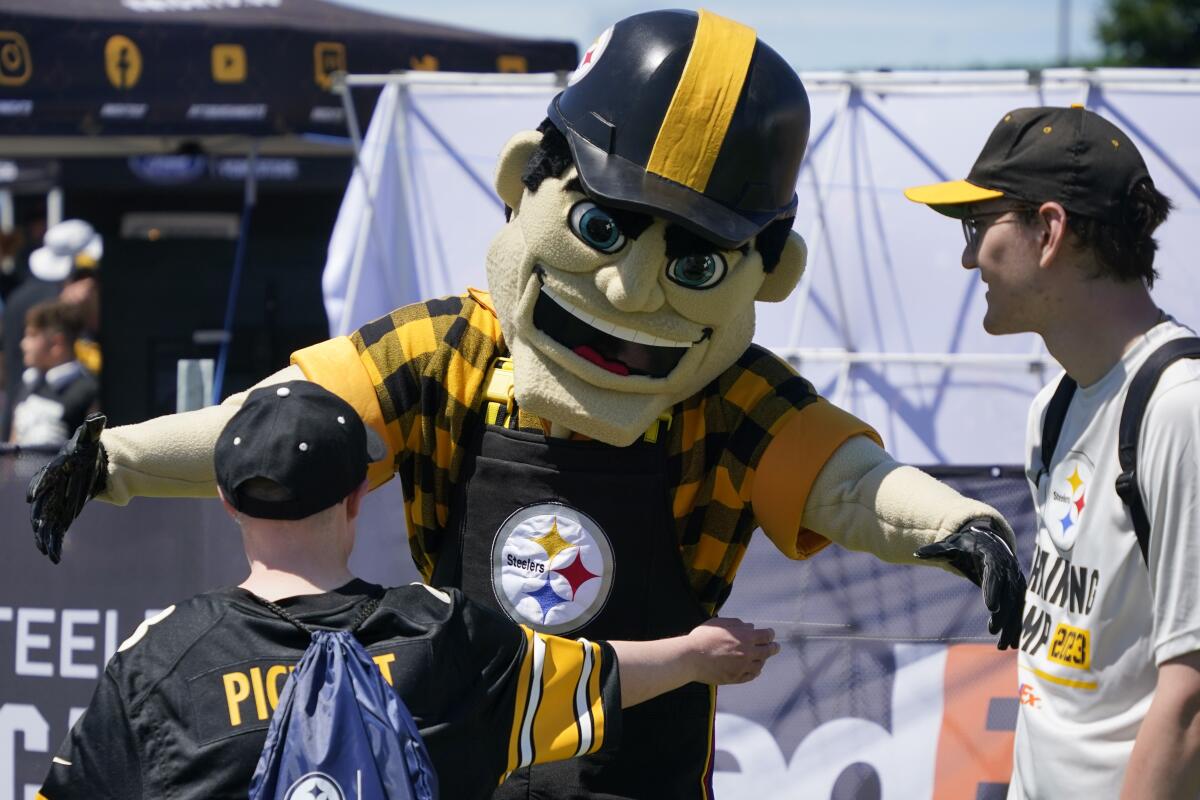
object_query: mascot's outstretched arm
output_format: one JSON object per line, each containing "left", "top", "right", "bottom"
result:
{"left": 100, "top": 364, "right": 303, "bottom": 503}
{"left": 754, "top": 424, "right": 1024, "bottom": 648}
{"left": 27, "top": 365, "right": 304, "bottom": 561}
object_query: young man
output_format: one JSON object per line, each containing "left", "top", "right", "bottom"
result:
{"left": 37, "top": 381, "right": 778, "bottom": 800}
{"left": 906, "top": 106, "right": 1200, "bottom": 799}
{"left": 11, "top": 300, "right": 98, "bottom": 447}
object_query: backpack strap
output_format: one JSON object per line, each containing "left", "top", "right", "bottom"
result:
{"left": 1038, "top": 373, "right": 1078, "bottom": 483}
{"left": 1115, "top": 337, "right": 1200, "bottom": 566}
{"left": 251, "top": 593, "right": 382, "bottom": 637}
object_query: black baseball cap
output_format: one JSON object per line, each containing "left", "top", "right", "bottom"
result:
{"left": 905, "top": 106, "right": 1151, "bottom": 222}
{"left": 215, "top": 381, "right": 386, "bottom": 520}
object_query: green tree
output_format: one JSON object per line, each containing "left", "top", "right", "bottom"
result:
{"left": 1099, "top": 0, "right": 1200, "bottom": 66}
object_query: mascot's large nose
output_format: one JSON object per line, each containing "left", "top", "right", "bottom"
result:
{"left": 594, "top": 261, "right": 666, "bottom": 313}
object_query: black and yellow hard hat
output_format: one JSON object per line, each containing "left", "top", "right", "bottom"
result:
{"left": 547, "top": 9, "right": 810, "bottom": 250}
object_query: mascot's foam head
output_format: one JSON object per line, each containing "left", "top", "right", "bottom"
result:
{"left": 486, "top": 9, "right": 811, "bottom": 446}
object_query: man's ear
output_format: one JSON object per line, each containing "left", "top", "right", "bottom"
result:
{"left": 756, "top": 230, "right": 807, "bottom": 302}
{"left": 345, "top": 479, "right": 369, "bottom": 522}
{"left": 1036, "top": 201, "right": 1069, "bottom": 269}
{"left": 494, "top": 130, "right": 542, "bottom": 210}
{"left": 216, "top": 487, "right": 238, "bottom": 520}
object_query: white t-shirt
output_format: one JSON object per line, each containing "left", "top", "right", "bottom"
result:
{"left": 1009, "top": 318, "right": 1200, "bottom": 799}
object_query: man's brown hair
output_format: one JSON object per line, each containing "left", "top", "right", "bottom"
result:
{"left": 1017, "top": 178, "right": 1174, "bottom": 287}
{"left": 25, "top": 301, "right": 84, "bottom": 343}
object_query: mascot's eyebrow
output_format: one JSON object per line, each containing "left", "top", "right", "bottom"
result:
{"left": 564, "top": 177, "right": 654, "bottom": 240}
{"left": 664, "top": 224, "right": 749, "bottom": 260}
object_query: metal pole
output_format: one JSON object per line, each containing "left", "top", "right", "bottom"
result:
{"left": 1058, "top": 0, "right": 1071, "bottom": 66}
{"left": 789, "top": 83, "right": 854, "bottom": 351}
{"left": 0, "top": 189, "right": 13, "bottom": 274}
{"left": 211, "top": 142, "right": 258, "bottom": 404}
{"left": 47, "top": 186, "right": 63, "bottom": 227}
{"left": 0, "top": 190, "right": 12, "bottom": 233}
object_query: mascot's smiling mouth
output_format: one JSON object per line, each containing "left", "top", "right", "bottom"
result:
{"left": 532, "top": 282, "right": 709, "bottom": 378}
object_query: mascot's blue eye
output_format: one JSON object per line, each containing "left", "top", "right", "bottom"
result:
{"left": 666, "top": 253, "right": 727, "bottom": 289}
{"left": 568, "top": 201, "right": 627, "bottom": 254}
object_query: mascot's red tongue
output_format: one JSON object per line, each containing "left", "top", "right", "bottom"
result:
{"left": 574, "top": 345, "right": 630, "bottom": 376}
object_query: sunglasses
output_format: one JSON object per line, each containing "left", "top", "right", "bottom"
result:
{"left": 961, "top": 205, "right": 1035, "bottom": 251}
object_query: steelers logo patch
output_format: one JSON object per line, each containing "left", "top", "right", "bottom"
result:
{"left": 567, "top": 25, "right": 612, "bottom": 86}
{"left": 1043, "top": 453, "right": 1093, "bottom": 551}
{"left": 491, "top": 502, "right": 614, "bottom": 635}
{"left": 284, "top": 772, "right": 345, "bottom": 800}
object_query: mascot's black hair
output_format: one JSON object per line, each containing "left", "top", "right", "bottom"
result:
{"left": 515, "top": 119, "right": 793, "bottom": 272}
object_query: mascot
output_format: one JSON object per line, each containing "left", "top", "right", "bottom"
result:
{"left": 29, "top": 11, "right": 1025, "bottom": 799}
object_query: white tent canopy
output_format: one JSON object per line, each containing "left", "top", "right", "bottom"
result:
{"left": 324, "top": 68, "right": 1200, "bottom": 465}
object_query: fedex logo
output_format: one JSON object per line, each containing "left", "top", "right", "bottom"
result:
{"left": 715, "top": 643, "right": 1016, "bottom": 798}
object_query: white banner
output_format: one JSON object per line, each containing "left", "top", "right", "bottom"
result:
{"left": 324, "top": 70, "right": 1200, "bottom": 466}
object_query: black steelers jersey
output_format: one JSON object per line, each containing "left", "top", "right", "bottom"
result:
{"left": 38, "top": 579, "right": 620, "bottom": 800}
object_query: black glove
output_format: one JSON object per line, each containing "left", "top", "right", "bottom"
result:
{"left": 26, "top": 414, "right": 108, "bottom": 564}
{"left": 915, "top": 519, "right": 1026, "bottom": 650}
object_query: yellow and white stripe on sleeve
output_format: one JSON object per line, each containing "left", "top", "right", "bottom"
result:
{"left": 503, "top": 627, "right": 607, "bottom": 779}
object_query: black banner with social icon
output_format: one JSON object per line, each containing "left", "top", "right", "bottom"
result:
{"left": 0, "top": 0, "right": 577, "bottom": 138}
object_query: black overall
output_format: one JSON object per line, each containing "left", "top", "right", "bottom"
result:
{"left": 432, "top": 414, "right": 713, "bottom": 799}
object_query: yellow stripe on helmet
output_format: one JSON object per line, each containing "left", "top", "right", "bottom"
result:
{"left": 646, "top": 10, "right": 757, "bottom": 192}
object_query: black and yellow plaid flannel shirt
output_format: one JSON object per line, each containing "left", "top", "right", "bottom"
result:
{"left": 294, "top": 290, "right": 872, "bottom": 615}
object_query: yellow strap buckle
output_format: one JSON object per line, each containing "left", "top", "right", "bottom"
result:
{"left": 483, "top": 357, "right": 672, "bottom": 442}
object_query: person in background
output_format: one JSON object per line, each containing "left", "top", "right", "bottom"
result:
{"left": 38, "top": 381, "right": 779, "bottom": 799}
{"left": 2, "top": 219, "right": 99, "bottom": 439}
{"left": 906, "top": 106, "right": 1200, "bottom": 799}
{"left": 11, "top": 300, "right": 98, "bottom": 447}
{"left": 57, "top": 249, "right": 101, "bottom": 376}
{"left": 1, "top": 216, "right": 56, "bottom": 439}
{"left": 27, "top": 218, "right": 102, "bottom": 375}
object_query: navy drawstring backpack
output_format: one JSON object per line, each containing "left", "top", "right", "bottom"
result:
{"left": 248, "top": 596, "right": 438, "bottom": 800}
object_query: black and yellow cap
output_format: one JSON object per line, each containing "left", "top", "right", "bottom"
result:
{"left": 547, "top": 9, "right": 810, "bottom": 249}
{"left": 905, "top": 106, "right": 1151, "bottom": 222}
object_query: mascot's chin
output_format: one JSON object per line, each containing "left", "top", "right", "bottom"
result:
{"left": 506, "top": 339, "right": 675, "bottom": 445}
{"left": 506, "top": 317, "right": 756, "bottom": 445}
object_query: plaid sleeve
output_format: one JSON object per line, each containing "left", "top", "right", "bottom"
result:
{"left": 753, "top": 400, "right": 883, "bottom": 559}
{"left": 670, "top": 345, "right": 878, "bottom": 613}
{"left": 315, "top": 294, "right": 502, "bottom": 579}
{"left": 291, "top": 335, "right": 395, "bottom": 490}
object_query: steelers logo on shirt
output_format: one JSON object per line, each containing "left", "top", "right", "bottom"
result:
{"left": 1043, "top": 453, "right": 1093, "bottom": 551}
{"left": 284, "top": 773, "right": 345, "bottom": 800}
{"left": 491, "top": 502, "right": 615, "bottom": 635}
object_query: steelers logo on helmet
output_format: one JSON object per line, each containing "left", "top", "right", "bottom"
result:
{"left": 567, "top": 25, "right": 612, "bottom": 87}
{"left": 491, "top": 502, "right": 615, "bottom": 635}
{"left": 1043, "top": 453, "right": 1093, "bottom": 552}
{"left": 284, "top": 772, "right": 345, "bottom": 800}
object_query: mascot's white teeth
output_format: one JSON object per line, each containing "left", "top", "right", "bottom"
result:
{"left": 540, "top": 285, "right": 695, "bottom": 348}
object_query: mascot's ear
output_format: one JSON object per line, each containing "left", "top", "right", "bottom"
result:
{"left": 494, "top": 130, "right": 543, "bottom": 210}
{"left": 755, "top": 230, "right": 807, "bottom": 303}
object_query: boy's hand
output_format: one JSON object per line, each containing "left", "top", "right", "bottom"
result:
{"left": 685, "top": 617, "right": 780, "bottom": 685}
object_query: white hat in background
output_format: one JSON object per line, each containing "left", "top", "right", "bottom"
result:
{"left": 28, "top": 219, "right": 103, "bottom": 282}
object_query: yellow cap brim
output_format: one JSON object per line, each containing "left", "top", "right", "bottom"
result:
{"left": 903, "top": 179, "right": 1005, "bottom": 218}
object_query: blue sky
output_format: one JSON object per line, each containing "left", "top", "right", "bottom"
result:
{"left": 329, "top": 0, "right": 1108, "bottom": 70}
